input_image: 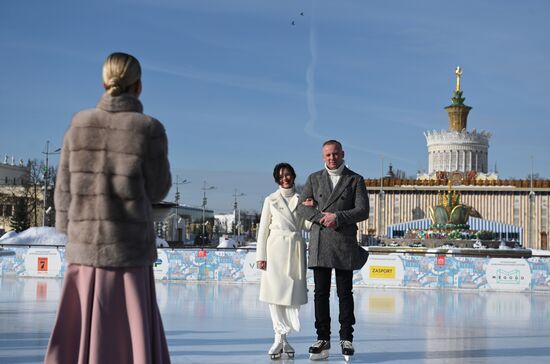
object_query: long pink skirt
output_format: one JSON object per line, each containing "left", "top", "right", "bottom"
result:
{"left": 44, "top": 264, "right": 171, "bottom": 364}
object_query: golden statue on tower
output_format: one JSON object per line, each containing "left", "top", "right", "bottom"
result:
{"left": 455, "top": 66, "right": 462, "bottom": 92}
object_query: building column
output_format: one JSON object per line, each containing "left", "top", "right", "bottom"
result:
{"left": 454, "top": 149, "right": 458, "bottom": 172}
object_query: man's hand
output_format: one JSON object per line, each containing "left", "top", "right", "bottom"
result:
{"left": 257, "top": 260, "right": 267, "bottom": 270}
{"left": 319, "top": 212, "right": 337, "bottom": 228}
{"left": 302, "top": 198, "right": 316, "bottom": 207}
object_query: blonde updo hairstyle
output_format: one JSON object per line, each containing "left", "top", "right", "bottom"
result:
{"left": 102, "top": 52, "right": 141, "bottom": 96}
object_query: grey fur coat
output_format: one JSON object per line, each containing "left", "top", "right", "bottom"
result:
{"left": 297, "top": 167, "right": 369, "bottom": 270}
{"left": 54, "top": 93, "right": 171, "bottom": 267}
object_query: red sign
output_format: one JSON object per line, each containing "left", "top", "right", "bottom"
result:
{"left": 436, "top": 255, "right": 446, "bottom": 266}
{"left": 197, "top": 250, "right": 207, "bottom": 258}
{"left": 37, "top": 257, "right": 48, "bottom": 272}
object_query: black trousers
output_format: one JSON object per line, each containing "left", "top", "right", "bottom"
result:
{"left": 313, "top": 267, "right": 355, "bottom": 341}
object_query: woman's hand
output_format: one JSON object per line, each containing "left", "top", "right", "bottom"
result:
{"left": 302, "top": 198, "right": 316, "bottom": 207}
{"left": 257, "top": 260, "right": 267, "bottom": 270}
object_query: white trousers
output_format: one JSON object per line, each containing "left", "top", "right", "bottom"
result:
{"left": 269, "top": 304, "right": 301, "bottom": 335}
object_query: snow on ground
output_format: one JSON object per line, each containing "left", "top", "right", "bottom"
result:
{"left": 217, "top": 235, "right": 237, "bottom": 248}
{"left": 531, "top": 249, "right": 550, "bottom": 256}
{"left": 0, "top": 230, "right": 18, "bottom": 241}
{"left": 156, "top": 237, "right": 169, "bottom": 248}
{"left": 0, "top": 227, "right": 67, "bottom": 246}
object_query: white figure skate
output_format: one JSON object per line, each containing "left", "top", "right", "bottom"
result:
{"left": 268, "top": 334, "right": 283, "bottom": 360}
{"left": 281, "top": 334, "right": 295, "bottom": 358}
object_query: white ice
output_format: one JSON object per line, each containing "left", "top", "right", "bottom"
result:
{"left": 1, "top": 277, "right": 550, "bottom": 363}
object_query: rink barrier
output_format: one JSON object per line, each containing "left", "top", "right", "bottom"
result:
{"left": 1, "top": 245, "right": 549, "bottom": 292}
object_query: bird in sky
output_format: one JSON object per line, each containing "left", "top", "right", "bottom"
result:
{"left": 291, "top": 12, "right": 303, "bottom": 26}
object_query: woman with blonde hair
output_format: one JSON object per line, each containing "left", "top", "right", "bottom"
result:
{"left": 44, "top": 52, "right": 172, "bottom": 364}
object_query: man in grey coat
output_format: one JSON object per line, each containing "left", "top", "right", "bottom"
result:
{"left": 297, "top": 140, "right": 369, "bottom": 360}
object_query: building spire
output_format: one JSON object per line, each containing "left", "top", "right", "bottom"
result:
{"left": 445, "top": 66, "right": 471, "bottom": 131}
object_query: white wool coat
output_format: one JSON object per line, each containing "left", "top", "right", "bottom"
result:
{"left": 256, "top": 190, "right": 308, "bottom": 306}
{"left": 54, "top": 93, "right": 171, "bottom": 268}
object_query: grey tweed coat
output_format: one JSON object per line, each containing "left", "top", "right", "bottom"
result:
{"left": 297, "top": 167, "right": 369, "bottom": 270}
{"left": 54, "top": 93, "right": 171, "bottom": 268}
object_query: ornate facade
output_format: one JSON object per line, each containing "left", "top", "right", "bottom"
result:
{"left": 360, "top": 179, "right": 550, "bottom": 250}
{"left": 425, "top": 129, "right": 490, "bottom": 174}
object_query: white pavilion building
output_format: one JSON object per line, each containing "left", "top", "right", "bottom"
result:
{"left": 422, "top": 67, "right": 492, "bottom": 177}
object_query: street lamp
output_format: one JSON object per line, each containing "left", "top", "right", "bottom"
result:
{"left": 42, "top": 141, "right": 60, "bottom": 226}
{"left": 174, "top": 176, "right": 190, "bottom": 242}
{"left": 378, "top": 155, "right": 385, "bottom": 238}
{"left": 528, "top": 156, "right": 535, "bottom": 247}
{"left": 201, "top": 181, "right": 216, "bottom": 245}
{"left": 233, "top": 189, "right": 245, "bottom": 242}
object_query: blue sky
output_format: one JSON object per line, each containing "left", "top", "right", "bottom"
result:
{"left": 1, "top": 0, "right": 549, "bottom": 213}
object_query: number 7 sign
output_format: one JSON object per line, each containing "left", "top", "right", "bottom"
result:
{"left": 38, "top": 257, "right": 48, "bottom": 272}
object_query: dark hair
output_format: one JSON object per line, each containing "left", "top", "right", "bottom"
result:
{"left": 273, "top": 163, "right": 296, "bottom": 184}
{"left": 322, "top": 139, "right": 343, "bottom": 149}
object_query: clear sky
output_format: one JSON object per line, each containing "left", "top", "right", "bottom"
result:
{"left": 1, "top": 0, "right": 549, "bottom": 213}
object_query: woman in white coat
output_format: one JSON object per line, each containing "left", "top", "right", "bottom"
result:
{"left": 257, "top": 163, "right": 312, "bottom": 359}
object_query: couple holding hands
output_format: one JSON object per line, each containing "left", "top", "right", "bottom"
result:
{"left": 256, "top": 140, "right": 370, "bottom": 361}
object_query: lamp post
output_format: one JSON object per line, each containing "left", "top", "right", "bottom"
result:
{"left": 174, "top": 176, "right": 190, "bottom": 242}
{"left": 201, "top": 181, "right": 216, "bottom": 245}
{"left": 42, "top": 141, "right": 60, "bottom": 226}
{"left": 233, "top": 189, "right": 245, "bottom": 243}
{"left": 528, "top": 156, "right": 535, "bottom": 247}
{"left": 378, "top": 155, "right": 385, "bottom": 238}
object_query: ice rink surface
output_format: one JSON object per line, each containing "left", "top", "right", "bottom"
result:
{"left": 1, "top": 277, "right": 549, "bottom": 364}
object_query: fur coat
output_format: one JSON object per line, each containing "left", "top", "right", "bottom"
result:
{"left": 54, "top": 93, "right": 171, "bottom": 267}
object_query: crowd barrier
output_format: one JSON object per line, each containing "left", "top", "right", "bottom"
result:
{"left": 1, "top": 245, "right": 549, "bottom": 293}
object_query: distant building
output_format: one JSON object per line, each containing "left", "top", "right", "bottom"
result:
{"left": 361, "top": 178, "right": 549, "bottom": 249}
{"left": 361, "top": 68, "right": 549, "bottom": 249}
{"left": 419, "top": 67, "right": 496, "bottom": 180}
{"left": 0, "top": 158, "right": 39, "bottom": 234}
{"left": 0, "top": 157, "right": 29, "bottom": 185}
{"left": 214, "top": 213, "right": 235, "bottom": 235}
{"left": 214, "top": 211, "right": 259, "bottom": 243}
{"left": 152, "top": 202, "right": 214, "bottom": 243}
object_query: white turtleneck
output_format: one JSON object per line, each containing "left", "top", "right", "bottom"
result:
{"left": 325, "top": 161, "right": 346, "bottom": 189}
{"left": 279, "top": 186, "right": 295, "bottom": 203}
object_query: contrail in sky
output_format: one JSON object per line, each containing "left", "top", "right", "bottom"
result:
{"left": 304, "top": 1, "right": 323, "bottom": 140}
{"left": 303, "top": 1, "right": 414, "bottom": 167}
{"left": 304, "top": 1, "right": 371, "bottom": 149}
